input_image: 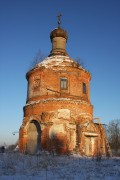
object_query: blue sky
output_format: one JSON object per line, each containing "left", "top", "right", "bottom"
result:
{"left": 0, "top": 0, "right": 120, "bottom": 146}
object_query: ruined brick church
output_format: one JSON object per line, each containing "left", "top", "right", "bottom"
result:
{"left": 19, "top": 16, "right": 110, "bottom": 156}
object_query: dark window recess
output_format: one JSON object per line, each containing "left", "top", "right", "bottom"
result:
{"left": 60, "top": 78, "right": 68, "bottom": 90}
{"left": 83, "top": 83, "right": 87, "bottom": 94}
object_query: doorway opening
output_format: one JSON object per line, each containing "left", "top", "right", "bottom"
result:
{"left": 27, "top": 120, "right": 41, "bottom": 154}
{"left": 85, "top": 136, "right": 97, "bottom": 156}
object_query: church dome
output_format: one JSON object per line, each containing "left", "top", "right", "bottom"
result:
{"left": 50, "top": 28, "right": 68, "bottom": 41}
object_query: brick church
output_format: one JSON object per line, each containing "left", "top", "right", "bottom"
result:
{"left": 19, "top": 16, "right": 110, "bottom": 156}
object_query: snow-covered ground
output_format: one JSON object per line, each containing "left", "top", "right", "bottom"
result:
{"left": 0, "top": 151, "right": 120, "bottom": 180}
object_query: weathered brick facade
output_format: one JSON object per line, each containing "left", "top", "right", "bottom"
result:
{"left": 19, "top": 22, "right": 109, "bottom": 156}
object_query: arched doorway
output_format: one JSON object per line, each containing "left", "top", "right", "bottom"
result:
{"left": 27, "top": 120, "right": 41, "bottom": 154}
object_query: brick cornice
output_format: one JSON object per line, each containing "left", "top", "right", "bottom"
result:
{"left": 25, "top": 98, "right": 93, "bottom": 107}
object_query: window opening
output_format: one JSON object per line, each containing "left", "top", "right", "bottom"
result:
{"left": 83, "top": 82, "right": 87, "bottom": 94}
{"left": 60, "top": 78, "right": 68, "bottom": 90}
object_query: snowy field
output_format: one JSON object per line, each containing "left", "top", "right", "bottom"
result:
{"left": 0, "top": 151, "right": 120, "bottom": 180}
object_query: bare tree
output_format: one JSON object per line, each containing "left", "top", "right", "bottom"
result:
{"left": 30, "top": 49, "right": 46, "bottom": 69}
{"left": 107, "top": 119, "right": 120, "bottom": 155}
{"left": 74, "top": 57, "right": 85, "bottom": 68}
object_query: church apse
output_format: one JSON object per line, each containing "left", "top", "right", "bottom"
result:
{"left": 19, "top": 15, "right": 110, "bottom": 156}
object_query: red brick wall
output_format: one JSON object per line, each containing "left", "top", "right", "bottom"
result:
{"left": 19, "top": 56, "right": 96, "bottom": 154}
{"left": 26, "top": 65, "right": 91, "bottom": 103}
{"left": 24, "top": 100, "right": 93, "bottom": 119}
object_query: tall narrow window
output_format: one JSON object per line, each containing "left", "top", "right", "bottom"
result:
{"left": 60, "top": 78, "right": 68, "bottom": 90}
{"left": 83, "top": 82, "right": 87, "bottom": 94}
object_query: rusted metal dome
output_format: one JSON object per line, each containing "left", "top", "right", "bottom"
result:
{"left": 50, "top": 28, "right": 68, "bottom": 41}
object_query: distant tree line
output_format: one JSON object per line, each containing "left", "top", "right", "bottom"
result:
{"left": 0, "top": 146, "right": 5, "bottom": 153}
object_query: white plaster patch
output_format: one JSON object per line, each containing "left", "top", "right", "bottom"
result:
{"left": 91, "top": 137, "right": 95, "bottom": 155}
{"left": 58, "top": 109, "right": 70, "bottom": 119}
{"left": 67, "top": 124, "right": 76, "bottom": 130}
{"left": 49, "top": 124, "right": 65, "bottom": 139}
{"left": 77, "top": 112, "right": 93, "bottom": 120}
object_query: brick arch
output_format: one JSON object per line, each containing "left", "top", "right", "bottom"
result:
{"left": 26, "top": 120, "right": 41, "bottom": 154}
{"left": 86, "top": 123, "right": 97, "bottom": 132}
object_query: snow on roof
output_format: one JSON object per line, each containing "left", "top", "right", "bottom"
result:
{"left": 36, "top": 55, "right": 73, "bottom": 69}
{"left": 28, "top": 55, "right": 90, "bottom": 74}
